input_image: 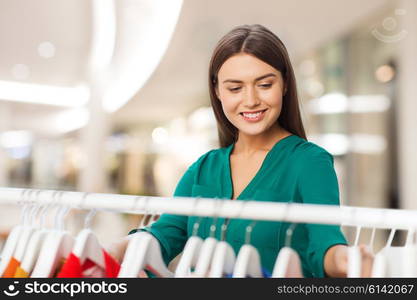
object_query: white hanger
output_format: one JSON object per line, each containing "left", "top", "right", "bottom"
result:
{"left": 174, "top": 235, "right": 203, "bottom": 277}
{"left": 369, "top": 227, "right": 376, "bottom": 254}
{"left": 402, "top": 228, "right": 417, "bottom": 277}
{"left": 208, "top": 219, "right": 236, "bottom": 277}
{"left": 175, "top": 198, "right": 204, "bottom": 277}
{"left": 192, "top": 199, "right": 223, "bottom": 277}
{"left": 233, "top": 245, "right": 262, "bottom": 278}
{"left": 371, "top": 228, "right": 396, "bottom": 277}
{"left": 347, "top": 225, "right": 362, "bottom": 278}
{"left": 232, "top": 203, "right": 263, "bottom": 278}
{"left": 71, "top": 193, "right": 105, "bottom": 272}
{"left": 379, "top": 228, "right": 417, "bottom": 277}
{"left": 138, "top": 211, "right": 149, "bottom": 229}
{"left": 19, "top": 194, "right": 53, "bottom": 276}
{"left": 13, "top": 190, "right": 42, "bottom": 265}
{"left": 0, "top": 189, "right": 31, "bottom": 276}
{"left": 31, "top": 191, "right": 74, "bottom": 278}
{"left": 272, "top": 203, "right": 303, "bottom": 278}
{"left": 272, "top": 224, "right": 303, "bottom": 278}
{"left": 118, "top": 196, "right": 173, "bottom": 278}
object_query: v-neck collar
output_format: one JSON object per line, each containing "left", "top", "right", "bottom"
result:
{"left": 225, "top": 134, "right": 295, "bottom": 200}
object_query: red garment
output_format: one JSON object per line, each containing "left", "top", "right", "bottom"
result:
{"left": 57, "top": 250, "right": 120, "bottom": 278}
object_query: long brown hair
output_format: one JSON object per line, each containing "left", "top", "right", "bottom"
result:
{"left": 208, "top": 24, "right": 306, "bottom": 148}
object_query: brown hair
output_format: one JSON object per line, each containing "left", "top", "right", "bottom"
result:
{"left": 208, "top": 24, "right": 306, "bottom": 148}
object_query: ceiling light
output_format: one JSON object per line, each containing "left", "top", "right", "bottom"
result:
{"left": 0, "top": 130, "right": 33, "bottom": 148}
{"left": 152, "top": 127, "right": 169, "bottom": 145}
{"left": 0, "top": 80, "right": 90, "bottom": 107}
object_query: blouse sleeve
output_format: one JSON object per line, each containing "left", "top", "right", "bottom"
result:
{"left": 129, "top": 161, "right": 197, "bottom": 266}
{"left": 297, "top": 149, "right": 348, "bottom": 277}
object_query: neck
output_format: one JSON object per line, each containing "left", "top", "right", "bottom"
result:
{"left": 234, "top": 124, "right": 289, "bottom": 155}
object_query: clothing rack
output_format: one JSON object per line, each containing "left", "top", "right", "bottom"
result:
{"left": 0, "top": 187, "right": 416, "bottom": 230}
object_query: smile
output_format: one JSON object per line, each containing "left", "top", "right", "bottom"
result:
{"left": 240, "top": 109, "right": 267, "bottom": 122}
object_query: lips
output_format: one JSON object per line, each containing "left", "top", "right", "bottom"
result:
{"left": 240, "top": 109, "right": 267, "bottom": 122}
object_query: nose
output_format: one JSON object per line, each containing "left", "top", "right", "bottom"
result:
{"left": 243, "top": 86, "right": 260, "bottom": 108}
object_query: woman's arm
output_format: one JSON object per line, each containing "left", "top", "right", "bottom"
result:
{"left": 324, "top": 244, "right": 348, "bottom": 277}
{"left": 297, "top": 149, "right": 349, "bottom": 277}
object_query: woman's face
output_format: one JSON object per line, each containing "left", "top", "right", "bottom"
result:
{"left": 215, "top": 53, "right": 285, "bottom": 138}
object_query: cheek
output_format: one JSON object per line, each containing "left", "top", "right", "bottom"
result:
{"left": 260, "top": 89, "right": 283, "bottom": 107}
{"left": 218, "top": 94, "right": 240, "bottom": 111}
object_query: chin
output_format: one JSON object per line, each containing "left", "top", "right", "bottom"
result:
{"left": 237, "top": 127, "right": 267, "bottom": 137}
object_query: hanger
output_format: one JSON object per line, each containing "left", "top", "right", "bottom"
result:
{"left": 71, "top": 193, "right": 106, "bottom": 272}
{"left": 359, "top": 226, "right": 376, "bottom": 278}
{"left": 138, "top": 210, "right": 150, "bottom": 229}
{"left": 0, "top": 189, "right": 31, "bottom": 276}
{"left": 175, "top": 197, "right": 204, "bottom": 277}
{"left": 347, "top": 224, "right": 362, "bottom": 278}
{"left": 232, "top": 220, "right": 262, "bottom": 278}
{"left": 118, "top": 196, "right": 173, "bottom": 278}
{"left": 208, "top": 205, "right": 236, "bottom": 278}
{"left": 272, "top": 202, "right": 303, "bottom": 278}
{"left": 378, "top": 228, "right": 417, "bottom": 277}
{"left": 19, "top": 192, "right": 53, "bottom": 276}
{"left": 31, "top": 191, "right": 74, "bottom": 277}
{"left": 369, "top": 227, "right": 376, "bottom": 254}
{"left": 192, "top": 199, "right": 222, "bottom": 277}
{"left": 13, "top": 190, "right": 42, "bottom": 264}
{"left": 401, "top": 228, "right": 417, "bottom": 277}
{"left": 371, "top": 228, "right": 396, "bottom": 278}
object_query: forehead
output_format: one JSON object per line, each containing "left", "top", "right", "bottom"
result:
{"left": 218, "top": 53, "right": 278, "bottom": 80}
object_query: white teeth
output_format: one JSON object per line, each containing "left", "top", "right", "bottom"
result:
{"left": 242, "top": 111, "right": 262, "bottom": 118}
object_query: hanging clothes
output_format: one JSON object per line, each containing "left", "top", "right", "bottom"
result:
{"left": 14, "top": 266, "right": 29, "bottom": 278}
{"left": 2, "top": 257, "right": 20, "bottom": 278}
{"left": 57, "top": 250, "right": 120, "bottom": 278}
{"left": 131, "top": 134, "right": 347, "bottom": 277}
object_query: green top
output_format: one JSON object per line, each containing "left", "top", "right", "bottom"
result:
{"left": 130, "top": 134, "right": 347, "bottom": 277}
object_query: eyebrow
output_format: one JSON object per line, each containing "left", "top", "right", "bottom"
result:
{"left": 222, "top": 73, "right": 277, "bottom": 84}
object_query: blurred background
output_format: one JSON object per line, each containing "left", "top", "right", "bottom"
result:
{"left": 0, "top": 0, "right": 416, "bottom": 252}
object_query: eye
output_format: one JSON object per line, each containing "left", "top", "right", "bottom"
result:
{"left": 258, "top": 83, "right": 272, "bottom": 89}
{"left": 228, "top": 87, "right": 241, "bottom": 92}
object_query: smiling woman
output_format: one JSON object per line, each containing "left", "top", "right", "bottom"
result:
{"left": 120, "top": 24, "right": 364, "bottom": 278}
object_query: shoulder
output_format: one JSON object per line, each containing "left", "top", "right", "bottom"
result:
{"left": 188, "top": 146, "right": 229, "bottom": 171}
{"left": 290, "top": 135, "right": 334, "bottom": 164}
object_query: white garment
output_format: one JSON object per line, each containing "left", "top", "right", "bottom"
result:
{"left": 272, "top": 247, "right": 303, "bottom": 278}
{"left": 372, "top": 246, "right": 417, "bottom": 277}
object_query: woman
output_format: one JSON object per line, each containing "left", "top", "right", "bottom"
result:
{"left": 112, "top": 24, "right": 372, "bottom": 277}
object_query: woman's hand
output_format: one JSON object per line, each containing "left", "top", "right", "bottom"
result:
{"left": 324, "top": 244, "right": 374, "bottom": 277}
{"left": 106, "top": 235, "right": 131, "bottom": 263}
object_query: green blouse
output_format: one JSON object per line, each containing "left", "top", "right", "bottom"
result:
{"left": 130, "top": 134, "right": 347, "bottom": 277}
